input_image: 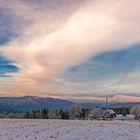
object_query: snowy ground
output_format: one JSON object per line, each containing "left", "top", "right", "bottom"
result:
{"left": 0, "top": 119, "right": 139, "bottom": 140}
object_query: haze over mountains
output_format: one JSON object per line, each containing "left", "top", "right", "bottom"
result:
{"left": 0, "top": 96, "right": 139, "bottom": 113}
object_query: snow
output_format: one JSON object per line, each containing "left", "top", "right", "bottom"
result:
{"left": 0, "top": 119, "right": 139, "bottom": 140}
{"left": 115, "top": 114, "right": 135, "bottom": 120}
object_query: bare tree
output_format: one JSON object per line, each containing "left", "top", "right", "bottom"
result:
{"left": 130, "top": 106, "right": 140, "bottom": 120}
{"left": 68, "top": 104, "right": 82, "bottom": 119}
{"left": 48, "top": 108, "right": 61, "bottom": 119}
{"left": 88, "top": 108, "right": 103, "bottom": 120}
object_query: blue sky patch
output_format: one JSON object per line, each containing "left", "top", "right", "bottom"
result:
{"left": 62, "top": 45, "right": 140, "bottom": 82}
{"left": 0, "top": 56, "right": 19, "bottom": 77}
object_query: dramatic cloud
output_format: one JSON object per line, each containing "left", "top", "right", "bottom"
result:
{"left": 0, "top": 0, "right": 140, "bottom": 102}
{"left": 1, "top": 0, "right": 140, "bottom": 83}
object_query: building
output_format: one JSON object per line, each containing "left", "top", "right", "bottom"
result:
{"left": 88, "top": 108, "right": 116, "bottom": 120}
{"left": 101, "top": 109, "right": 116, "bottom": 120}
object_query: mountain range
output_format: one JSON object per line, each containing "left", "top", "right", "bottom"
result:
{"left": 0, "top": 96, "right": 139, "bottom": 112}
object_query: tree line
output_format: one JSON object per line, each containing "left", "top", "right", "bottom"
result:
{"left": 25, "top": 105, "right": 88, "bottom": 120}
{"left": 0, "top": 105, "right": 140, "bottom": 120}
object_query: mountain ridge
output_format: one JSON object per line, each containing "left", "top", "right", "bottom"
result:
{"left": 0, "top": 96, "right": 139, "bottom": 112}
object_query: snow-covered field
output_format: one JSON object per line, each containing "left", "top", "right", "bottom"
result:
{"left": 0, "top": 119, "right": 139, "bottom": 140}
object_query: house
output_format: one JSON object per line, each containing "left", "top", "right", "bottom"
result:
{"left": 101, "top": 109, "right": 116, "bottom": 120}
{"left": 88, "top": 108, "right": 116, "bottom": 120}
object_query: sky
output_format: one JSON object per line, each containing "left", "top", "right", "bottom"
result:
{"left": 0, "top": 0, "right": 140, "bottom": 102}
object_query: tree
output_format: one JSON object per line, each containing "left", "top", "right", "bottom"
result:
{"left": 130, "top": 106, "right": 140, "bottom": 120}
{"left": 111, "top": 107, "right": 130, "bottom": 115}
{"left": 26, "top": 111, "right": 30, "bottom": 118}
{"left": 31, "top": 110, "right": 37, "bottom": 119}
{"left": 80, "top": 108, "right": 89, "bottom": 120}
{"left": 41, "top": 109, "right": 49, "bottom": 119}
{"left": 48, "top": 108, "right": 61, "bottom": 119}
{"left": 35, "top": 110, "right": 43, "bottom": 119}
{"left": 122, "top": 108, "right": 128, "bottom": 117}
{"left": 68, "top": 105, "right": 82, "bottom": 119}
{"left": 89, "top": 108, "right": 103, "bottom": 120}
{"left": 60, "top": 110, "right": 69, "bottom": 119}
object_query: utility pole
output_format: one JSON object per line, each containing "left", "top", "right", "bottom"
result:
{"left": 106, "top": 97, "right": 108, "bottom": 109}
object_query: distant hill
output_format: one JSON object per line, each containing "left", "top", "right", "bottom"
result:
{"left": 109, "top": 102, "right": 140, "bottom": 108}
{"left": 0, "top": 104, "right": 14, "bottom": 113}
{"left": 81, "top": 102, "right": 140, "bottom": 109}
{"left": 80, "top": 102, "right": 106, "bottom": 108}
{"left": 0, "top": 96, "right": 139, "bottom": 112}
{"left": 0, "top": 96, "right": 73, "bottom": 112}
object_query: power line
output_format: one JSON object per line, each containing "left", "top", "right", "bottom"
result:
{"left": 111, "top": 46, "right": 140, "bottom": 94}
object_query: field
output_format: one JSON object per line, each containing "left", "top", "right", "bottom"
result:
{"left": 0, "top": 119, "right": 139, "bottom": 140}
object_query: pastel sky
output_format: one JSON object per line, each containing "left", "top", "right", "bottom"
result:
{"left": 0, "top": 0, "right": 140, "bottom": 102}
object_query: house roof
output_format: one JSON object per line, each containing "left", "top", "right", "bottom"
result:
{"left": 102, "top": 109, "right": 116, "bottom": 118}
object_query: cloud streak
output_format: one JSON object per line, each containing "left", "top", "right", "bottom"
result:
{"left": 1, "top": 0, "right": 140, "bottom": 84}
